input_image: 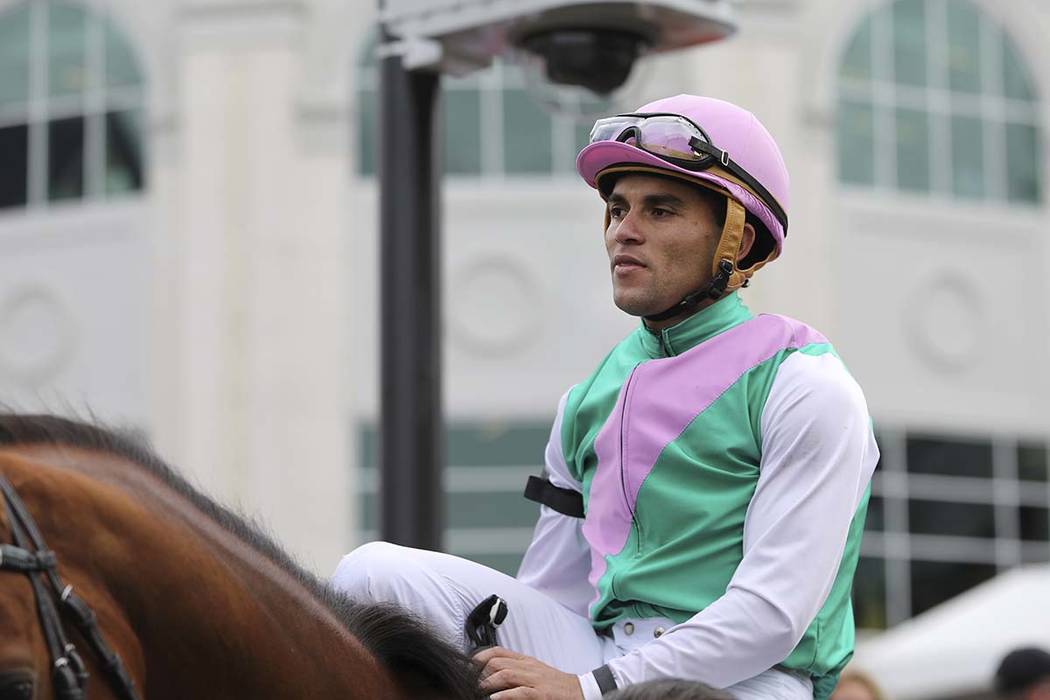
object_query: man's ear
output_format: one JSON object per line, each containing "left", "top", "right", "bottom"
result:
{"left": 736, "top": 222, "right": 756, "bottom": 265}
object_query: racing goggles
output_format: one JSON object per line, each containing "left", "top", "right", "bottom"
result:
{"left": 589, "top": 113, "right": 788, "bottom": 233}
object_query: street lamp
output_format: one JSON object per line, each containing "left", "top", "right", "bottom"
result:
{"left": 376, "top": 0, "right": 737, "bottom": 550}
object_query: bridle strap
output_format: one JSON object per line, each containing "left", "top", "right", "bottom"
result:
{"left": 60, "top": 591, "right": 142, "bottom": 700}
{"left": 0, "top": 474, "right": 142, "bottom": 700}
{"left": 0, "top": 477, "right": 85, "bottom": 700}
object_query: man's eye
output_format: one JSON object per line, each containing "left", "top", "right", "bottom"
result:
{"left": 651, "top": 208, "right": 672, "bottom": 218}
{"left": 609, "top": 206, "right": 625, "bottom": 219}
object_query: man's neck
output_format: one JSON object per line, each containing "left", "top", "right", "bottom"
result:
{"left": 643, "top": 297, "right": 719, "bottom": 332}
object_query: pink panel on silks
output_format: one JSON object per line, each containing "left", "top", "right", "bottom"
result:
{"left": 581, "top": 314, "right": 827, "bottom": 611}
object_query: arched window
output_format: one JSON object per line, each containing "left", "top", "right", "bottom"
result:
{"left": 355, "top": 33, "right": 595, "bottom": 178}
{"left": 837, "top": 0, "right": 1042, "bottom": 204}
{"left": 0, "top": 0, "right": 145, "bottom": 211}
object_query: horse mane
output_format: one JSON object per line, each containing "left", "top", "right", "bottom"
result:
{"left": 0, "top": 413, "right": 482, "bottom": 699}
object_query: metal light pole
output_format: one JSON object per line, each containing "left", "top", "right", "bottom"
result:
{"left": 373, "top": 0, "right": 735, "bottom": 551}
{"left": 377, "top": 23, "right": 443, "bottom": 550}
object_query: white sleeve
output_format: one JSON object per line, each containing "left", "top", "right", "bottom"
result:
{"left": 516, "top": 390, "right": 595, "bottom": 617}
{"left": 606, "top": 351, "right": 879, "bottom": 688}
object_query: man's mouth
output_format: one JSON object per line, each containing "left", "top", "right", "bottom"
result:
{"left": 613, "top": 254, "right": 646, "bottom": 271}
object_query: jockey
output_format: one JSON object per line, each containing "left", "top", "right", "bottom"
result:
{"left": 333, "top": 94, "right": 879, "bottom": 700}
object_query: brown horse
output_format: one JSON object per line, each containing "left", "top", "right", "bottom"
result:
{"left": 0, "top": 414, "right": 482, "bottom": 700}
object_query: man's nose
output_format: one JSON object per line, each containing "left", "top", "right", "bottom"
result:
{"left": 611, "top": 211, "right": 644, "bottom": 244}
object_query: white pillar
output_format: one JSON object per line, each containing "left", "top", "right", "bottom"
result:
{"left": 153, "top": 0, "right": 351, "bottom": 573}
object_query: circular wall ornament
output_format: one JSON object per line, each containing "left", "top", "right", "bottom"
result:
{"left": 904, "top": 272, "right": 983, "bottom": 373}
{"left": 0, "top": 286, "right": 78, "bottom": 385}
{"left": 449, "top": 255, "right": 542, "bottom": 356}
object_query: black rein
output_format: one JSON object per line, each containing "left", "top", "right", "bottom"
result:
{"left": 0, "top": 473, "right": 141, "bottom": 700}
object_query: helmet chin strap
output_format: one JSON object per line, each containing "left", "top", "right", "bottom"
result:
{"left": 643, "top": 198, "right": 749, "bottom": 324}
{"left": 643, "top": 259, "right": 733, "bottom": 323}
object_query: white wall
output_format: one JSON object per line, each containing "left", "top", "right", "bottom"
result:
{"left": 0, "top": 202, "right": 152, "bottom": 423}
{"left": 149, "top": 0, "right": 352, "bottom": 572}
{"left": 2, "top": 0, "right": 1049, "bottom": 575}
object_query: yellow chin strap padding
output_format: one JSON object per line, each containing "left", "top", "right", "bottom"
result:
{"left": 712, "top": 198, "right": 748, "bottom": 295}
{"left": 711, "top": 198, "right": 780, "bottom": 296}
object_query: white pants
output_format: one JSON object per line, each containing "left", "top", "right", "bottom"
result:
{"left": 331, "top": 542, "right": 813, "bottom": 699}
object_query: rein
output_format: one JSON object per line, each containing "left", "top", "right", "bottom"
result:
{"left": 0, "top": 473, "right": 141, "bottom": 700}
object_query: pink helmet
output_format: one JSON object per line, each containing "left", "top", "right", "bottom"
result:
{"left": 576, "top": 94, "right": 790, "bottom": 261}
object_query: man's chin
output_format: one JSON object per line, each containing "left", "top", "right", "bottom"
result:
{"left": 613, "top": 295, "right": 663, "bottom": 318}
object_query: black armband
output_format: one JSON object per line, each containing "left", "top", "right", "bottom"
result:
{"left": 592, "top": 665, "right": 618, "bottom": 695}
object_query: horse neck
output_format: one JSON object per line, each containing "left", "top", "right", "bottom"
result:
{"left": 6, "top": 448, "right": 402, "bottom": 700}
{"left": 125, "top": 505, "right": 391, "bottom": 699}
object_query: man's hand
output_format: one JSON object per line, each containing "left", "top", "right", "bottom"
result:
{"left": 473, "top": 647, "right": 585, "bottom": 700}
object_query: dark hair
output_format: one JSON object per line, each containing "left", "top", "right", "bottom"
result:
{"left": 604, "top": 679, "right": 734, "bottom": 700}
{"left": 995, "top": 647, "right": 1050, "bottom": 693}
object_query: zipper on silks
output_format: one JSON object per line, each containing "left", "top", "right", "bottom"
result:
{"left": 648, "top": 326, "right": 674, "bottom": 357}
{"left": 658, "top": 328, "right": 674, "bottom": 357}
{"left": 618, "top": 365, "right": 644, "bottom": 554}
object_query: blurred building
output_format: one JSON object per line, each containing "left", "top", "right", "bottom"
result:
{"left": 0, "top": 0, "right": 1048, "bottom": 652}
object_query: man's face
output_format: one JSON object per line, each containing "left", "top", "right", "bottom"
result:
{"left": 1024, "top": 679, "right": 1050, "bottom": 700}
{"left": 604, "top": 174, "right": 722, "bottom": 321}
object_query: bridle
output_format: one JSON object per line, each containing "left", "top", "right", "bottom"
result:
{"left": 0, "top": 473, "right": 141, "bottom": 700}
